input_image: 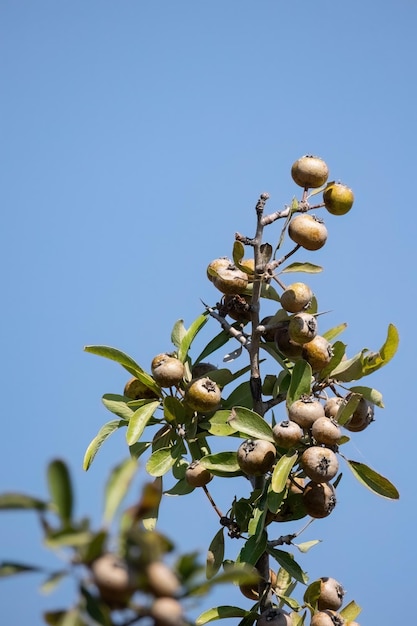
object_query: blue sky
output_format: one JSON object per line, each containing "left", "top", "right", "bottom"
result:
{"left": 1, "top": 1, "right": 416, "bottom": 624}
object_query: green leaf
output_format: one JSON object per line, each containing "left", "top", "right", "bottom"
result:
{"left": 199, "top": 451, "right": 242, "bottom": 476}
{"left": 178, "top": 313, "right": 208, "bottom": 363}
{"left": 83, "top": 420, "right": 126, "bottom": 471}
{"left": 171, "top": 319, "right": 187, "bottom": 349}
{"left": 146, "top": 442, "right": 184, "bottom": 477}
{"left": 319, "top": 341, "right": 346, "bottom": 380}
{"left": 349, "top": 385, "right": 384, "bottom": 408}
{"left": 39, "top": 570, "right": 68, "bottom": 594}
{"left": 0, "top": 493, "right": 48, "bottom": 511}
{"left": 330, "top": 349, "right": 367, "bottom": 382}
{"left": 0, "top": 561, "right": 43, "bottom": 577}
{"left": 205, "top": 368, "right": 234, "bottom": 388}
{"left": 303, "top": 579, "right": 321, "bottom": 608}
{"left": 196, "top": 606, "right": 253, "bottom": 625}
{"left": 346, "top": 460, "right": 399, "bottom": 499}
{"left": 44, "top": 530, "right": 93, "bottom": 549}
{"left": 102, "top": 394, "right": 134, "bottom": 420}
{"left": 164, "top": 477, "right": 195, "bottom": 496}
{"left": 267, "top": 547, "right": 308, "bottom": 584}
{"left": 271, "top": 452, "right": 298, "bottom": 493}
{"left": 103, "top": 457, "right": 138, "bottom": 525}
{"left": 129, "top": 440, "right": 152, "bottom": 459}
{"left": 336, "top": 394, "right": 361, "bottom": 426}
{"left": 126, "top": 400, "right": 161, "bottom": 446}
{"left": 223, "top": 381, "right": 254, "bottom": 410}
{"left": 163, "top": 396, "right": 187, "bottom": 425}
{"left": 46, "top": 608, "right": 87, "bottom": 626}
{"left": 237, "top": 531, "right": 267, "bottom": 566}
{"left": 201, "top": 410, "right": 239, "bottom": 437}
{"left": 286, "top": 360, "right": 312, "bottom": 408}
{"left": 232, "top": 240, "right": 245, "bottom": 266}
{"left": 80, "top": 584, "right": 112, "bottom": 626}
{"left": 84, "top": 345, "right": 146, "bottom": 379}
{"left": 47, "top": 459, "right": 73, "bottom": 525}
{"left": 206, "top": 528, "right": 224, "bottom": 579}
{"left": 281, "top": 262, "right": 323, "bottom": 274}
{"left": 228, "top": 407, "right": 275, "bottom": 442}
{"left": 340, "top": 600, "right": 362, "bottom": 621}
{"left": 295, "top": 540, "right": 321, "bottom": 553}
{"left": 194, "top": 328, "right": 234, "bottom": 364}
{"left": 362, "top": 323, "right": 399, "bottom": 374}
{"left": 322, "top": 323, "right": 348, "bottom": 342}
{"left": 142, "top": 477, "right": 163, "bottom": 531}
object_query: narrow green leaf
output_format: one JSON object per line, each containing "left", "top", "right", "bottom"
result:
{"left": 126, "top": 400, "right": 160, "bottom": 446}
{"left": 199, "top": 451, "right": 242, "bottom": 476}
{"left": 39, "top": 570, "right": 68, "bottom": 594}
{"left": 281, "top": 262, "right": 323, "bottom": 274}
{"left": 228, "top": 407, "right": 275, "bottom": 442}
{"left": 349, "top": 385, "right": 384, "bottom": 408}
{"left": 171, "top": 319, "right": 187, "bottom": 349}
{"left": 163, "top": 396, "right": 187, "bottom": 424}
{"left": 303, "top": 579, "right": 321, "bottom": 607}
{"left": 206, "top": 528, "right": 225, "bottom": 579}
{"left": 330, "top": 349, "right": 368, "bottom": 382}
{"left": 142, "top": 477, "right": 163, "bottom": 531}
{"left": 146, "top": 443, "right": 183, "bottom": 477}
{"left": 336, "top": 394, "right": 361, "bottom": 426}
{"left": 178, "top": 313, "right": 208, "bottom": 363}
{"left": 237, "top": 531, "right": 268, "bottom": 566}
{"left": 44, "top": 530, "right": 93, "bottom": 549}
{"left": 103, "top": 457, "right": 138, "bottom": 525}
{"left": 84, "top": 345, "right": 145, "bottom": 378}
{"left": 47, "top": 460, "right": 73, "bottom": 525}
{"left": 83, "top": 420, "right": 125, "bottom": 471}
{"left": 102, "top": 395, "right": 134, "bottom": 420}
{"left": 164, "top": 478, "right": 195, "bottom": 496}
{"left": 196, "top": 606, "right": 252, "bottom": 625}
{"left": 362, "top": 323, "right": 400, "bottom": 374}
{"left": 319, "top": 341, "right": 346, "bottom": 380}
{"left": 232, "top": 240, "right": 245, "bottom": 266}
{"left": 194, "top": 328, "right": 234, "bottom": 364}
{"left": 0, "top": 561, "right": 43, "bottom": 577}
{"left": 223, "top": 381, "right": 254, "bottom": 410}
{"left": 271, "top": 452, "right": 298, "bottom": 493}
{"left": 0, "top": 493, "right": 48, "bottom": 511}
{"left": 80, "top": 584, "right": 112, "bottom": 626}
{"left": 322, "top": 323, "right": 348, "bottom": 342}
{"left": 340, "top": 600, "right": 362, "bottom": 621}
{"left": 346, "top": 460, "right": 400, "bottom": 499}
{"left": 43, "top": 610, "right": 67, "bottom": 626}
{"left": 267, "top": 547, "right": 308, "bottom": 584}
{"left": 286, "top": 360, "right": 312, "bottom": 408}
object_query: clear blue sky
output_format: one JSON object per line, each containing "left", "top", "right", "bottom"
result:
{"left": 1, "top": 2, "right": 415, "bottom": 624}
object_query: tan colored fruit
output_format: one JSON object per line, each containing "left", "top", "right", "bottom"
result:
{"left": 240, "top": 257, "right": 256, "bottom": 281}
{"left": 317, "top": 577, "right": 345, "bottom": 611}
{"left": 124, "top": 376, "right": 159, "bottom": 400}
{"left": 191, "top": 362, "right": 217, "bottom": 378}
{"left": 288, "top": 214, "right": 328, "bottom": 251}
{"left": 184, "top": 377, "right": 221, "bottom": 413}
{"left": 301, "top": 446, "right": 339, "bottom": 483}
{"left": 90, "top": 553, "right": 136, "bottom": 608}
{"left": 344, "top": 397, "right": 374, "bottom": 432}
{"left": 223, "top": 294, "right": 252, "bottom": 322}
{"left": 310, "top": 610, "right": 345, "bottom": 626}
{"left": 303, "top": 481, "right": 337, "bottom": 518}
{"left": 274, "top": 324, "right": 303, "bottom": 359}
{"left": 291, "top": 155, "right": 329, "bottom": 189}
{"left": 323, "top": 182, "right": 354, "bottom": 216}
{"left": 146, "top": 561, "right": 180, "bottom": 598}
{"left": 150, "top": 597, "right": 184, "bottom": 626}
{"left": 324, "top": 396, "right": 344, "bottom": 419}
{"left": 288, "top": 312, "right": 318, "bottom": 344}
{"left": 257, "top": 607, "right": 293, "bottom": 626}
{"left": 288, "top": 397, "right": 325, "bottom": 429}
{"left": 272, "top": 420, "right": 303, "bottom": 449}
{"left": 280, "top": 282, "right": 313, "bottom": 313}
{"left": 151, "top": 354, "right": 185, "bottom": 388}
{"left": 207, "top": 258, "right": 248, "bottom": 295}
{"left": 302, "top": 336, "right": 333, "bottom": 372}
{"left": 237, "top": 439, "right": 276, "bottom": 476}
{"left": 311, "top": 417, "right": 342, "bottom": 446}
{"left": 239, "top": 568, "right": 277, "bottom": 600}
{"left": 185, "top": 460, "right": 213, "bottom": 487}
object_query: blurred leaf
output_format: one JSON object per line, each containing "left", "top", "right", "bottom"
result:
{"left": 271, "top": 452, "right": 298, "bottom": 494}
{"left": 171, "top": 319, "right": 187, "bottom": 349}
{"left": 178, "top": 313, "right": 208, "bottom": 363}
{"left": 291, "top": 613, "right": 307, "bottom": 626}
{"left": 295, "top": 540, "right": 321, "bottom": 553}
{"left": 44, "top": 609, "right": 87, "bottom": 626}
{"left": 267, "top": 548, "right": 307, "bottom": 584}
{"left": 228, "top": 407, "right": 275, "bottom": 442}
{"left": 336, "top": 394, "right": 361, "bottom": 426}
{"left": 206, "top": 528, "right": 224, "bottom": 579}
{"left": 237, "top": 531, "right": 267, "bottom": 566}
{"left": 0, "top": 493, "right": 48, "bottom": 511}
{"left": 39, "top": 570, "right": 68, "bottom": 594}
{"left": 349, "top": 385, "right": 384, "bottom": 408}
{"left": 199, "top": 451, "right": 241, "bottom": 476}
{"left": 80, "top": 530, "right": 108, "bottom": 564}
{"left": 196, "top": 606, "right": 254, "bottom": 625}
{"left": 47, "top": 459, "right": 73, "bottom": 525}
{"left": 346, "top": 460, "right": 399, "bottom": 499}
{"left": 322, "top": 323, "right": 348, "bottom": 342}
{"left": 286, "top": 360, "right": 312, "bottom": 408}
{"left": 126, "top": 400, "right": 161, "bottom": 446}
{"left": 80, "top": 584, "right": 112, "bottom": 626}
{"left": 83, "top": 420, "right": 126, "bottom": 471}
{"left": 340, "top": 600, "right": 362, "bottom": 621}
{"left": 0, "top": 561, "right": 43, "bottom": 577}
{"left": 142, "top": 477, "right": 163, "bottom": 531}
{"left": 43, "top": 610, "right": 67, "bottom": 625}
{"left": 44, "top": 529, "right": 93, "bottom": 549}
{"left": 281, "top": 262, "right": 323, "bottom": 274}
{"left": 102, "top": 395, "right": 134, "bottom": 420}
{"left": 103, "top": 457, "right": 138, "bottom": 525}
{"left": 146, "top": 442, "right": 184, "bottom": 477}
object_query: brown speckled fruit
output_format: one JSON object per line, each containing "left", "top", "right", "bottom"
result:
{"left": 257, "top": 607, "right": 293, "bottom": 626}
{"left": 288, "top": 397, "right": 325, "bottom": 429}
{"left": 302, "top": 336, "right": 333, "bottom": 372}
{"left": 272, "top": 420, "right": 303, "bottom": 449}
{"left": 223, "top": 294, "right": 252, "bottom": 322}
{"left": 317, "top": 577, "right": 345, "bottom": 611}
{"left": 291, "top": 155, "right": 329, "bottom": 189}
{"left": 323, "top": 182, "right": 354, "bottom": 216}
{"left": 288, "top": 312, "right": 318, "bottom": 344}
{"left": 207, "top": 258, "right": 248, "bottom": 295}
{"left": 124, "top": 376, "right": 159, "bottom": 400}
{"left": 344, "top": 397, "right": 374, "bottom": 432}
{"left": 280, "top": 282, "right": 313, "bottom": 313}
{"left": 151, "top": 354, "right": 185, "bottom": 388}
{"left": 185, "top": 460, "right": 213, "bottom": 487}
{"left": 288, "top": 214, "right": 328, "bottom": 251}
{"left": 310, "top": 610, "right": 345, "bottom": 626}
{"left": 324, "top": 396, "right": 344, "bottom": 419}
{"left": 303, "top": 481, "right": 337, "bottom": 518}
{"left": 301, "top": 446, "right": 339, "bottom": 483}
{"left": 237, "top": 439, "right": 276, "bottom": 476}
{"left": 185, "top": 377, "right": 221, "bottom": 413}
{"left": 312, "top": 417, "right": 342, "bottom": 446}
{"left": 239, "top": 568, "right": 277, "bottom": 601}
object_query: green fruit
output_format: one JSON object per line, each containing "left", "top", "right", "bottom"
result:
{"left": 151, "top": 354, "right": 185, "bottom": 388}
{"left": 280, "top": 282, "right": 313, "bottom": 313}
{"left": 288, "top": 214, "right": 328, "bottom": 251}
{"left": 291, "top": 155, "right": 329, "bottom": 189}
{"left": 237, "top": 439, "right": 276, "bottom": 476}
{"left": 184, "top": 377, "right": 221, "bottom": 413}
{"left": 323, "top": 182, "right": 354, "bottom": 216}
{"left": 302, "top": 335, "right": 333, "bottom": 372}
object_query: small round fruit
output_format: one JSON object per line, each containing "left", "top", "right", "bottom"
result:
{"left": 291, "top": 155, "right": 329, "bottom": 189}
{"left": 302, "top": 336, "right": 333, "bottom": 372}
{"left": 150, "top": 597, "right": 184, "bottom": 626}
{"left": 317, "top": 577, "right": 345, "bottom": 611}
{"left": 184, "top": 377, "right": 221, "bottom": 413}
{"left": 288, "top": 397, "right": 325, "bottom": 429}
{"left": 303, "top": 481, "right": 337, "bottom": 518}
{"left": 344, "top": 397, "right": 374, "bottom": 432}
{"left": 90, "top": 553, "right": 136, "bottom": 607}
{"left": 288, "top": 312, "right": 318, "bottom": 344}
{"left": 223, "top": 294, "right": 252, "bottom": 322}
{"left": 207, "top": 258, "right": 248, "bottom": 295}
{"left": 280, "top": 282, "right": 313, "bottom": 313}
{"left": 124, "top": 376, "right": 159, "bottom": 400}
{"left": 324, "top": 396, "right": 344, "bottom": 419}
{"left": 257, "top": 607, "right": 293, "bottom": 626}
{"left": 312, "top": 417, "right": 341, "bottom": 446}
{"left": 146, "top": 561, "right": 180, "bottom": 598}
{"left": 301, "top": 447, "right": 339, "bottom": 483}
{"left": 239, "top": 568, "right": 277, "bottom": 600}
{"left": 275, "top": 324, "right": 303, "bottom": 359}
{"left": 288, "top": 214, "right": 328, "bottom": 251}
{"left": 311, "top": 610, "right": 345, "bottom": 626}
{"left": 272, "top": 420, "right": 303, "bottom": 449}
{"left": 237, "top": 439, "right": 276, "bottom": 476}
{"left": 323, "top": 182, "right": 354, "bottom": 216}
{"left": 185, "top": 461, "right": 213, "bottom": 487}
{"left": 151, "top": 354, "right": 185, "bottom": 388}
